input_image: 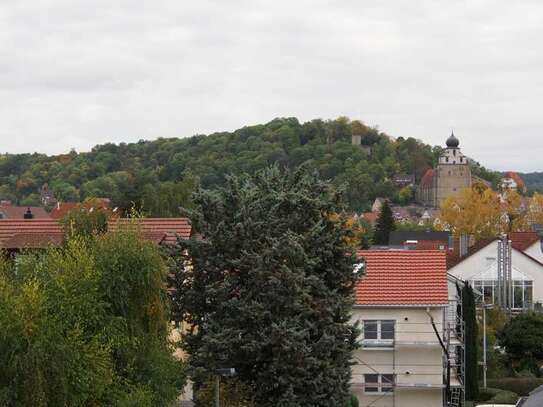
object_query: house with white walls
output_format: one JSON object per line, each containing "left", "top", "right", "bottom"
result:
{"left": 447, "top": 232, "right": 543, "bottom": 309}
{"left": 352, "top": 250, "right": 464, "bottom": 407}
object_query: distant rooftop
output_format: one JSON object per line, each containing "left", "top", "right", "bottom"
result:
{"left": 388, "top": 231, "right": 451, "bottom": 246}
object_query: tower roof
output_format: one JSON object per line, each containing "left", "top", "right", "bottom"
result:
{"left": 446, "top": 131, "right": 459, "bottom": 148}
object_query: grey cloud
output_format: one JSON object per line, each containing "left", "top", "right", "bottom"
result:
{"left": 0, "top": 0, "right": 542, "bottom": 171}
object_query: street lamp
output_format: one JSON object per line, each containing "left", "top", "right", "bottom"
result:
{"left": 214, "top": 368, "right": 236, "bottom": 407}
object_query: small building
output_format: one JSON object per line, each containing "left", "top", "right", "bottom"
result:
{"left": 361, "top": 212, "right": 379, "bottom": 226}
{"left": 393, "top": 174, "right": 416, "bottom": 188}
{"left": 388, "top": 231, "right": 452, "bottom": 250}
{"left": 502, "top": 171, "right": 527, "bottom": 194}
{"left": 0, "top": 218, "right": 192, "bottom": 253}
{"left": 50, "top": 198, "right": 113, "bottom": 219}
{"left": 40, "top": 183, "right": 57, "bottom": 207}
{"left": 372, "top": 198, "right": 386, "bottom": 213}
{"left": 390, "top": 205, "right": 415, "bottom": 223}
{"left": 416, "top": 132, "right": 472, "bottom": 208}
{"left": 351, "top": 250, "right": 464, "bottom": 407}
{"left": 447, "top": 232, "right": 543, "bottom": 310}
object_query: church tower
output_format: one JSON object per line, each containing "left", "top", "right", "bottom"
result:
{"left": 435, "top": 132, "right": 471, "bottom": 206}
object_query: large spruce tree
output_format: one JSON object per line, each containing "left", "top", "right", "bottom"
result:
{"left": 372, "top": 200, "right": 396, "bottom": 245}
{"left": 167, "top": 166, "right": 360, "bottom": 407}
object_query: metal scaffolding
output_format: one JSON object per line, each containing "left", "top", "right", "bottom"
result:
{"left": 496, "top": 234, "right": 513, "bottom": 314}
{"left": 351, "top": 297, "right": 465, "bottom": 407}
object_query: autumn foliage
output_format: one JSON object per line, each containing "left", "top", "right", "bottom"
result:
{"left": 438, "top": 187, "right": 543, "bottom": 239}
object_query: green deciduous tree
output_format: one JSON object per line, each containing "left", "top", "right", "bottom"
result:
{"left": 0, "top": 228, "right": 186, "bottom": 406}
{"left": 499, "top": 312, "right": 543, "bottom": 375}
{"left": 373, "top": 200, "right": 396, "bottom": 245}
{"left": 167, "top": 166, "right": 359, "bottom": 407}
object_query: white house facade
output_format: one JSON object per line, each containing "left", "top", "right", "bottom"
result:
{"left": 352, "top": 250, "right": 464, "bottom": 407}
{"left": 447, "top": 232, "right": 543, "bottom": 309}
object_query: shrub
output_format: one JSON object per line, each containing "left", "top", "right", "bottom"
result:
{"left": 348, "top": 394, "right": 359, "bottom": 407}
{"left": 478, "top": 387, "right": 519, "bottom": 404}
{"left": 488, "top": 389, "right": 519, "bottom": 404}
{"left": 487, "top": 377, "right": 543, "bottom": 396}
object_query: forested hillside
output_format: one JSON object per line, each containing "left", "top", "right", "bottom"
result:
{"left": 0, "top": 117, "right": 499, "bottom": 214}
{"left": 519, "top": 172, "right": 543, "bottom": 193}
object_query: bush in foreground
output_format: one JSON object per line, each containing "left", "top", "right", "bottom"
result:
{"left": 0, "top": 229, "right": 185, "bottom": 406}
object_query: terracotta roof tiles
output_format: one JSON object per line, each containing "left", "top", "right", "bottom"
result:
{"left": 0, "top": 205, "right": 50, "bottom": 219}
{"left": 509, "top": 232, "right": 540, "bottom": 251}
{"left": 420, "top": 169, "right": 435, "bottom": 188}
{"left": 355, "top": 250, "right": 448, "bottom": 306}
{"left": 0, "top": 218, "right": 191, "bottom": 249}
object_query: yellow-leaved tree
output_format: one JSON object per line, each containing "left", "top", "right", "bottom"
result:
{"left": 437, "top": 187, "right": 543, "bottom": 238}
{"left": 437, "top": 187, "right": 505, "bottom": 239}
{"left": 527, "top": 192, "right": 543, "bottom": 226}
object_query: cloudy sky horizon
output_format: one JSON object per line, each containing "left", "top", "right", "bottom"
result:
{"left": 1, "top": 1, "right": 542, "bottom": 172}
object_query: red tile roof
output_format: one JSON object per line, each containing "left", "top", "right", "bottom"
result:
{"left": 420, "top": 169, "right": 435, "bottom": 188}
{"left": 0, "top": 218, "right": 191, "bottom": 249}
{"left": 108, "top": 218, "right": 192, "bottom": 243}
{"left": 504, "top": 171, "right": 526, "bottom": 189}
{"left": 0, "top": 205, "right": 50, "bottom": 219}
{"left": 509, "top": 232, "right": 540, "bottom": 251}
{"left": 362, "top": 212, "right": 379, "bottom": 225}
{"left": 0, "top": 220, "right": 62, "bottom": 248}
{"left": 49, "top": 199, "right": 112, "bottom": 219}
{"left": 354, "top": 250, "right": 448, "bottom": 306}
{"left": 415, "top": 240, "right": 449, "bottom": 250}
{"left": 3, "top": 232, "right": 64, "bottom": 249}
{"left": 447, "top": 232, "right": 542, "bottom": 269}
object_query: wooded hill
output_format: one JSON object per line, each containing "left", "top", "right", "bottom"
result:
{"left": 518, "top": 172, "right": 543, "bottom": 193}
{"left": 0, "top": 117, "right": 500, "bottom": 214}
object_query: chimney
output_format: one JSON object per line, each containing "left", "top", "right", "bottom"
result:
{"left": 24, "top": 208, "right": 34, "bottom": 219}
{"left": 459, "top": 234, "right": 469, "bottom": 257}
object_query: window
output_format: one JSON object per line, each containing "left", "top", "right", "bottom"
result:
{"left": 364, "top": 374, "right": 395, "bottom": 394}
{"left": 472, "top": 279, "right": 533, "bottom": 309}
{"left": 363, "top": 320, "right": 395, "bottom": 347}
{"left": 364, "top": 321, "right": 378, "bottom": 339}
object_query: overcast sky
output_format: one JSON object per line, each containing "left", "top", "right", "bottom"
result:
{"left": 1, "top": 1, "right": 542, "bottom": 171}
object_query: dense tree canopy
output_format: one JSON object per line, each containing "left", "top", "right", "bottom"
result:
{"left": 499, "top": 312, "right": 543, "bottom": 374}
{"left": 438, "top": 187, "right": 543, "bottom": 238}
{"left": 167, "top": 166, "right": 360, "bottom": 407}
{"left": 0, "top": 117, "right": 498, "bottom": 214}
{"left": 0, "top": 228, "right": 186, "bottom": 406}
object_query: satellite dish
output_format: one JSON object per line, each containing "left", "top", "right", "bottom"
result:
{"left": 353, "top": 259, "right": 366, "bottom": 278}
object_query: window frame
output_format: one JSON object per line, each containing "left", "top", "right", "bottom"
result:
{"left": 364, "top": 373, "right": 396, "bottom": 395}
{"left": 362, "top": 320, "right": 395, "bottom": 348}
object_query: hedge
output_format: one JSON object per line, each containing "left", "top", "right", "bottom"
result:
{"left": 487, "top": 377, "right": 543, "bottom": 396}
{"left": 478, "top": 387, "right": 519, "bottom": 404}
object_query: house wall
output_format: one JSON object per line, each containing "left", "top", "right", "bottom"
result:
{"left": 351, "top": 307, "right": 445, "bottom": 407}
{"left": 170, "top": 324, "right": 193, "bottom": 401}
{"left": 524, "top": 242, "right": 543, "bottom": 264}
{"left": 448, "top": 241, "right": 543, "bottom": 304}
